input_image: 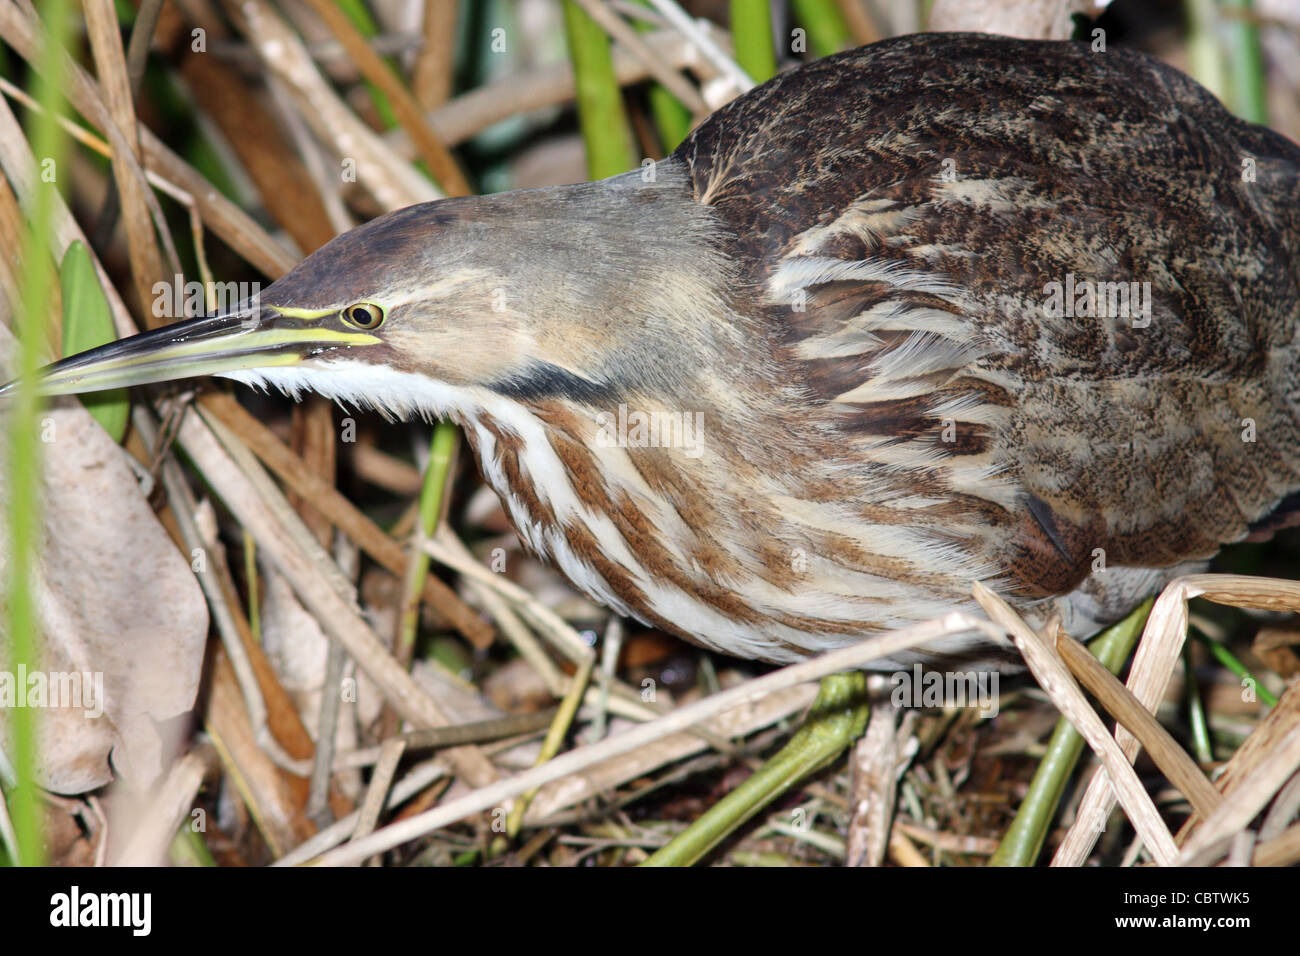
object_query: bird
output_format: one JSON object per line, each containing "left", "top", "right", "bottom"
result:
{"left": 11, "top": 32, "right": 1300, "bottom": 673}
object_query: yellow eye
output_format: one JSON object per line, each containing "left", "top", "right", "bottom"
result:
{"left": 343, "top": 302, "right": 385, "bottom": 330}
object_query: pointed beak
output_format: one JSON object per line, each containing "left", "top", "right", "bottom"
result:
{"left": 0, "top": 305, "right": 382, "bottom": 400}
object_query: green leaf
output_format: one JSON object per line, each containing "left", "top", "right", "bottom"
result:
{"left": 60, "top": 240, "right": 129, "bottom": 441}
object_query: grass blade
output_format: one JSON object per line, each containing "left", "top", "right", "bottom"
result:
{"left": 59, "top": 240, "right": 128, "bottom": 441}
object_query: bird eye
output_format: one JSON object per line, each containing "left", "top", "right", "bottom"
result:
{"left": 343, "top": 302, "right": 385, "bottom": 330}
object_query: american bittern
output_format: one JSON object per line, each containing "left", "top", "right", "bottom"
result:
{"left": 9, "top": 33, "right": 1300, "bottom": 672}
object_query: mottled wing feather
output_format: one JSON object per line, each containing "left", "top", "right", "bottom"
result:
{"left": 679, "top": 33, "right": 1300, "bottom": 599}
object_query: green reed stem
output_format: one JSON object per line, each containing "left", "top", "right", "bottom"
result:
{"left": 244, "top": 531, "right": 260, "bottom": 643}
{"left": 1221, "top": 0, "right": 1268, "bottom": 124}
{"left": 643, "top": 671, "right": 868, "bottom": 867}
{"left": 332, "top": 0, "right": 399, "bottom": 129}
{"left": 562, "top": 0, "right": 637, "bottom": 180}
{"left": 634, "top": 1, "right": 693, "bottom": 151}
{"left": 1184, "top": 0, "right": 1228, "bottom": 102}
{"left": 647, "top": 85, "right": 693, "bottom": 153}
{"left": 6, "top": 0, "right": 76, "bottom": 867}
{"left": 1185, "top": 643, "right": 1214, "bottom": 764}
{"left": 730, "top": 0, "right": 777, "bottom": 83}
{"left": 790, "top": 0, "right": 851, "bottom": 58}
{"left": 989, "top": 599, "right": 1151, "bottom": 867}
{"left": 396, "top": 421, "right": 459, "bottom": 663}
{"left": 169, "top": 823, "right": 216, "bottom": 867}
{"left": 1193, "top": 630, "right": 1277, "bottom": 708}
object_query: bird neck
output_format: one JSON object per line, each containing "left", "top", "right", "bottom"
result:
{"left": 478, "top": 160, "right": 758, "bottom": 406}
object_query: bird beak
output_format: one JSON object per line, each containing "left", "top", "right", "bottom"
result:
{"left": 0, "top": 305, "right": 382, "bottom": 399}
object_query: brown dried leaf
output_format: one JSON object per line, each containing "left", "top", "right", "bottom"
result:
{"left": 0, "top": 389, "right": 208, "bottom": 793}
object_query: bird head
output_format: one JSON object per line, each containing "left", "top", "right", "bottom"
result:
{"left": 1, "top": 167, "right": 740, "bottom": 420}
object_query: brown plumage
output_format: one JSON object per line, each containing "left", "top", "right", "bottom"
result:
{"left": 27, "top": 33, "right": 1300, "bottom": 669}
